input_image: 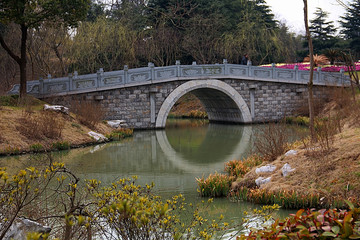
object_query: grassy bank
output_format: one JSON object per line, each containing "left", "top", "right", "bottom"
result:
{"left": 0, "top": 95, "right": 133, "bottom": 155}
{"left": 197, "top": 91, "right": 360, "bottom": 209}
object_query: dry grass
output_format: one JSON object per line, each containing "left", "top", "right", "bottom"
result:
{"left": 17, "top": 111, "right": 65, "bottom": 140}
{"left": 244, "top": 125, "right": 360, "bottom": 201}
{"left": 71, "top": 101, "right": 105, "bottom": 129}
{"left": 0, "top": 104, "right": 113, "bottom": 154}
{"left": 240, "top": 92, "right": 360, "bottom": 203}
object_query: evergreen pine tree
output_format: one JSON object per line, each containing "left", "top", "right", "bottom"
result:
{"left": 340, "top": 0, "right": 360, "bottom": 56}
{"left": 309, "top": 7, "right": 337, "bottom": 53}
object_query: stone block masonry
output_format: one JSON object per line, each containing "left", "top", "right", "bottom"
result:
{"left": 46, "top": 78, "right": 333, "bottom": 129}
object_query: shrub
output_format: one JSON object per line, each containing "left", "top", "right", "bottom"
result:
{"left": 303, "top": 54, "right": 330, "bottom": 66}
{"left": 52, "top": 141, "right": 70, "bottom": 151}
{"left": 188, "top": 110, "right": 208, "bottom": 119}
{"left": 72, "top": 101, "right": 105, "bottom": 128}
{"left": 239, "top": 201, "right": 360, "bottom": 239}
{"left": 17, "top": 111, "right": 64, "bottom": 140}
{"left": 254, "top": 123, "right": 289, "bottom": 161}
{"left": 89, "top": 176, "right": 233, "bottom": 240}
{"left": 107, "top": 128, "right": 134, "bottom": 141}
{"left": 2, "top": 146, "right": 20, "bottom": 155}
{"left": 314, "top": 116, "right": 340, "bottom": 153}
{"left": 196, "top": 173, "right": 234, "bottom": 198}
{"left": 0, "top": 162, "right": 67, "bottom": 239}
{"left": 30, "top": 143, "right": 44, "bottom": 153}
{"left": 0, "top": 95, "right": 19, "bottom": 106}
{"left": 285, "top": 116, "right": 309, "bottom": 126}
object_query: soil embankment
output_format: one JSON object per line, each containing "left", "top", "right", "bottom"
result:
{"left": 234, "top": 97, "right": 360, "bottom": 207}
{"left": 0, "top": 97, "right": 114, "bottom": 155}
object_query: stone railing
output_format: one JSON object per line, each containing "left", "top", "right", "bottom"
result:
{"left": 8, "top": 60, "right": 351, "bottom": 96}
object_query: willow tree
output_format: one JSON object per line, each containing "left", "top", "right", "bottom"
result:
{"left": 70, "top": 17, "right": 137, "bottom": 73}
{"left": 0, "top": 0, "right": 90, "bottom": 98}
{"left": 303, "top": 0, "right": 315, "bottom": 140}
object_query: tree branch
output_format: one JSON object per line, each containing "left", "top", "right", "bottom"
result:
{"left": 0, "top": 33, "right": 21, "bottom": 64}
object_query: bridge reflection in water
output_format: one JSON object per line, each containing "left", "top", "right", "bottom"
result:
{"left": 59, "top": 121, "right": 252, "bottom": 196}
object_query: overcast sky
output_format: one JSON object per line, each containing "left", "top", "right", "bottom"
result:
{"left": 265, "top": 0, "right": 349, "bottom": 33}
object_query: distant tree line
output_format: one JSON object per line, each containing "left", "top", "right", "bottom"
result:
{"left": 0, "top": 0, "right": 359, "bottom": 94}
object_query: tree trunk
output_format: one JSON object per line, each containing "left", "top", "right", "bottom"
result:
{"left": 303, "top": 0, "right": 315, "bottom": 141}
{"left": 19, "top": 24, "right": 28, "bottom": 99}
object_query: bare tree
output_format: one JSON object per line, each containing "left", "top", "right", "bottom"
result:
{"left": 303, "top": 0, "right": 316, "bottom": 141}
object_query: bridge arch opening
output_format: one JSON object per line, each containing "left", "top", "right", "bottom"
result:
{"left": 155, "top": 80, "right": 252, "bottom": 128}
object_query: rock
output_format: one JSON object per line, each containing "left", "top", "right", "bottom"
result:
{"left": 281, "top": 163, "right": 295, "bottom": 177}
{"left": 44, "top": 104, "right": 69, "bottom": 114}
{"left": 88, "top": 131, "right": 108, "bottom": 142}
{"left": 255, "top": 164, "right": 276, "bottom": 174}
{"left": 255, "top": 177, "right": 271, "bottom": 187}
{"left": 107, "top": 120, "right": 126, "bottom": 129}
{"left": 285, "top": 150, "right": 297, "bottom": 156}
{"left": 4, "top": 218, "right": 51, "bottom": 240}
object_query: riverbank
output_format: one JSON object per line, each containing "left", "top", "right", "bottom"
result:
{"left": 233, "top": 125, "right": 360, "bottom": 208}
{"left": 0, "top": 96, "right": 131, "bottom": 156}
{"left": 198, "top": 93, "right": 360, "bottom": 209}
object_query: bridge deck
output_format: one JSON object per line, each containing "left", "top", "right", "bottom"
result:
{"left": 9, "top": 61, "right": 350, "bottom": 97}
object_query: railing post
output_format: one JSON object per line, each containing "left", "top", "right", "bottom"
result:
{"left": 96, "top": 68, "right": 103, "bottom": 88}
{"left": 271, "top": 63, "right": 276, "bottom": 79}
{"left": 247, "top": 61, "right": 252, "bottom": 77}
{"left": 176, "top": 60, "right": 181, "bottom": 77}
{"left": 148, "top": 62, "right": 155, "bottom": 81}
{"left": 39, "top": 78, "right": 44, "bottom": 96}
{"left": 294, "top": 65, "right": 298, "bottom": 81}
{"left": 124, "top": 65, "right": 129, "bottom": 84}
{"left": 317, "top": 67, "right": 322, "bottom": 84}
{"left": 223, "top": 59, "right": 228, "bottom": 75}
{"left": 68, "top": 73, "right": 73, "bottom": 91}
{"left": 340, "top": 68, "right": 345, "bottom": 85}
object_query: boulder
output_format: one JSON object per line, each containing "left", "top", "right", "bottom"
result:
{"left": 4, "top": 218, "right": 51, "bottom": 240}
{"left": 88, "top": 131, "right": 108, "bottom": 142}
{"left": 44, "top": 104, "right": 69, "bottom": 114}
{"left": 107, "top": 120, "right": 126, "bottom": 129}
{"left": 255, "top": 164, "right": 276, "bottom": 174}
{"left": 255, "top": 177, "right": 271, "bottom": 187}
{"left": 285, "top": 150, "right": 297, "bottom": 156}
{"left": 281, "top": 163, "right": 295, "bottom": 177}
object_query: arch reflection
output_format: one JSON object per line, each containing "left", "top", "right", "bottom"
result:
{"left": 156, "top": 123, "right": 252, "bottom": 173}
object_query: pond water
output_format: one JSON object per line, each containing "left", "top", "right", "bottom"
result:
{"left": 0, "top": 119, "right": 306, "bottom": 238}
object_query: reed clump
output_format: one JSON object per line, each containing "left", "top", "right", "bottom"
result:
{"left": 225, "top": 155, "right": 263, "bottom": 179}
{"left": 196, "top": 173, "right": 234, "bottom": 198}
{"left": 197, "top": 155, "right": 264, "bottom": 198}
{"left": 231, "top": 187, "right": 359, "bottom": 210}
{"left": 107, "top": 128, "right": 134, "bottom": 140}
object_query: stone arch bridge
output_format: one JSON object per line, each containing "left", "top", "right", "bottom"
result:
{"left": 9, "top": 61, "right": 350, "bottom": 129}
